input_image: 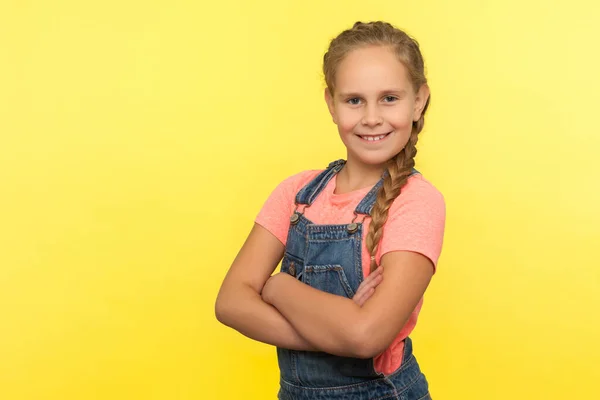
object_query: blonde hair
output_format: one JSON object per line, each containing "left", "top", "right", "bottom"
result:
{"left": 323, "top": 21, "right": 431, "bottom": 272}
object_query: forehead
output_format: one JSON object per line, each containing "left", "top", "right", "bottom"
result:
{"left": 334, "top": 45, "right": 411, "bottom": 93}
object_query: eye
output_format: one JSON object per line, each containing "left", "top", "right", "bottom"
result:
{"left": 383, "top": 96, "right": 398, "bottom": 103}
{"left": 347, "top": 98, "right": 361, "bottom": 105}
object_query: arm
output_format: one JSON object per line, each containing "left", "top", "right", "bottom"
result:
{"left": 215, "top": 223, "right": 384, "bottom": 350}
{"left": 215, "top": 223, "right": 317, "bottom": 351}
{"left": 262, "top": 251, "right": 433, "bottom": 358}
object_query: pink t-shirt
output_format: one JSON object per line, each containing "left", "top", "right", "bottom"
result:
{"left": 255, "top": 169, "right": 446, "bottom": 375}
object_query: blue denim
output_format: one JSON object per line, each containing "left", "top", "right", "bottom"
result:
{"left": 277, "top": 160, "right": 430, "bottom": 399}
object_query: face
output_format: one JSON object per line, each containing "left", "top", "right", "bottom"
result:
{"left": 325, "top": 45, "right": 429, "bottom": 169}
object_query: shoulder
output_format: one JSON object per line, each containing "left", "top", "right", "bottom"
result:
{"left": 379, "top": 173, "right": 446, "bottom": 267}
{"left": 390, "top": 173, "right": 445, "bottom": 215}
{"left": 257, "top": 168, "right": 323, "bottom": 216}
{"left": 255, "top": 169, "right": 323, "bottom": 245}
{"left": 273, "top": 169, "right": 323, "bottom": 196}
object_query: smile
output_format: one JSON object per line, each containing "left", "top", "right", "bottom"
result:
{"left": 357, "top": 132, "right": 391, "bottom": 142}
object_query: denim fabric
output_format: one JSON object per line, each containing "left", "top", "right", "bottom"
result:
{"left": 278, "top": 338, "right": 430, "bottom": 400}
{"left": 277, "top": 160, "right": 429, "bottom": 399}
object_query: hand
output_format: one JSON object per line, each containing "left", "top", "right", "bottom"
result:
{"left": 352, "top": 266, "right": 383, "bottom": 307}
{"left": 261, "top": 272, "right": 287, "bottom": 304}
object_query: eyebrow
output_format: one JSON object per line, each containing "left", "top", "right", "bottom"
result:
{"left": 338, "top": 89, "right": 408, "bottom": 98}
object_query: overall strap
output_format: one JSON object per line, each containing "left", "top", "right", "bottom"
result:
{"left": 354, "top": 168, "right": 420, "bottom": 215}
{"left": 294, "top": 159, "right": 346, "bottom": 206}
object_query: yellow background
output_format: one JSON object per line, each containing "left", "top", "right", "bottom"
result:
{"left": 1, "top": 1, "right": 599, "bottom": 399}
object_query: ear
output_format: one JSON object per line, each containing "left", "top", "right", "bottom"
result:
{"left": 413, "top": 84, "right": 430, "bottom": 121}
{"left": 324, "top": 88, "right": 337, "bottom": 124}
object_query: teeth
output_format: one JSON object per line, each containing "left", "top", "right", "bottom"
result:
{"left": 362, "top": 134, "right": 387, "bottom": 142}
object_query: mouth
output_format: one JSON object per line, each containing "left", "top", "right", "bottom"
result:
{"left": 356, "top": 131, "right": 392, "bottom": 143}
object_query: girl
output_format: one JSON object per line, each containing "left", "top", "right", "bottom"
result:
{"left": 216, "top": 21, "right": 446, "bottom": 400}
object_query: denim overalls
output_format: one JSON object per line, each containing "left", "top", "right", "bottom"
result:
{"left": 277, "top": 159, "right": 431, "bottom": 400}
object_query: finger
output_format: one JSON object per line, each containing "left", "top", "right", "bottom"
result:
{"left": 355, "top": 287, "right": 375, "bottom": 307}
{"left": 353, "top": 275, "right": 382, "bottom": 304}
{"left": 353, "top": 279, "right": 372, "bottom": 301}
{"left": 369, "top": 266, "right": 383, "bottom": 279}
{"left": 361, "top": 273, "right": 383, "bottom": 292}
{"left": 364, "top": 287, "right": 375, "bottom": 301}
{"left": 357, "top": 274, "right": 382, "bottom": 297}
{"left": 356, "top": 275, "right": 374, "bottom": 293}
{"left": 353, "top": 288, "right": 369, "bottom": 306}
{"left": 360, "top": 267, "right": 383, "bottom": 288}
{"left": 357, "top": 276, "right": 373, "bottom": 291}
{"left": 353, "top": 267, "right": 384, "bottom": 302}
{"left": 355, "top": 274, "right": 378, "bottom": 296}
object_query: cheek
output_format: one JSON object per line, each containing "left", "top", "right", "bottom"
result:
{"left": 335, "top": 109, "right": 361, "bottom": 132}
{"left": 386, "top": 108, "right": 414, "bottom": 130}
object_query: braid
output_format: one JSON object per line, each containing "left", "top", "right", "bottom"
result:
{"left": 322, "top": 20, "right": 431, "bottom": 272}
{"left": 366, "top": 124, "right": 421, "bottom": 273}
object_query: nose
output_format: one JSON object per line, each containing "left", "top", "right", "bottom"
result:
{"left": 361, "top": 104, "right": 383, "bottom": 127}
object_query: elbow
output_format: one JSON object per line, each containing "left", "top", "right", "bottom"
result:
{"left": 214, "top": 293, "right": 234, "bottom": 327}
{"left": 351, "top": 339, "right": 387, "bottom": 359}
{"left": 348, "top": 325, "right": 391, "bottom": 359}
{"left": 215, "top": 283, "right": 255, "bottom": 327}
{"left": 214, "top": 298, "right": 227, "bottom": 325}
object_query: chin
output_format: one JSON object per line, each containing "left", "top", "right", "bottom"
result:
{"left": 351, "top": 153, "right": 396, "bottom": 168}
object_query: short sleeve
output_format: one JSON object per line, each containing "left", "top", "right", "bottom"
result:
{"left": 377, "top": 176, "right": 446, "bottom": 272}
{"left": 255, "top": 170, "right": 320, "bottom": 245}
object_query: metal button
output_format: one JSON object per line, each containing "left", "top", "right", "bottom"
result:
{"left": 290, "top": 213, "right": 300, "bottom": 225}
{"left": 347, "top": 222, "right": 359, "bottom": 234}
{"left": 289, "top": 262, "right": 296, "bottom": 277}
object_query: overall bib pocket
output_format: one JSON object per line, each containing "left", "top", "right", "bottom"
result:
{"left": 304, "top": 264, "right": 356, "bottom": 298}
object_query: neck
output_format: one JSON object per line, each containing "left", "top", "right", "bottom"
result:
{"left": 335, "top": 158, "right": 387, "bottom": 194}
